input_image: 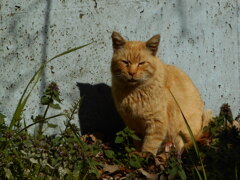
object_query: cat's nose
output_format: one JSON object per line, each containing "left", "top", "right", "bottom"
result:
{"left": 128, "top": 72, "right": 136, "bottom": 77}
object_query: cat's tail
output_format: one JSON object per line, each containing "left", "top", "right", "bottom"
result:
{"left": 184, "top": 109, "right": 213, "bottom": 149}
{"left": 202, "top": 109, "right": 213, "bottom": 129}
{"left": 195, "top": 109, "right": 214, "bottom": 145}
{"left": 185, "top": 109, "right": 214, "bottom": 148}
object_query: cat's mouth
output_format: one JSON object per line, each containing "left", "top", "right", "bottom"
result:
{"left": 127, "top": 78, "right": 139, "bottom": 83}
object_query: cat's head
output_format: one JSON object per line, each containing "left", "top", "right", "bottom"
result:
{"left": 111, "top": 32, "right": 160, "bottom": 86}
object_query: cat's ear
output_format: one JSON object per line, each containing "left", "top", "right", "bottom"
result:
{"left": 112, "top": 32, "right": 126, "bottom": 50}
{"left": 146, "top": 34, "right": 160, "bottom": 56}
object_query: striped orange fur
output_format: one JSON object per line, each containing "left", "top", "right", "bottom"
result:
{"left": 111, "top": 32, "right": 212, "bottom": 155}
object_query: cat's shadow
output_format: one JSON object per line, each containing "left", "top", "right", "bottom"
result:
{"left": 77, "top": 83, "right": 124, "bottom": 142}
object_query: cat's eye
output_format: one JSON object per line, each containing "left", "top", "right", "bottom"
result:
{"left": 122, "top": 60, "right": 129, "bottom": 65}
{"left": 138, "top": 61, "right": 146, "bottom": 66}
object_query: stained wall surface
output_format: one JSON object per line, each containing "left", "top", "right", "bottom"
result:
{"left": 1, "top": 0, "right": 239, "bottom": 133}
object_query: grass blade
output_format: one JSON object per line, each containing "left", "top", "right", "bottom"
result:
{"left": 194, "top": 166, "right": 203, "bottom": 180}
{"left": 10, "top": 71, "right": 42, "bottom": 129}
{"left": 9, "top": 43, "right": 91, "bottom": 130}
{"left": 168, "top": 88, "right": 207, "bottom": 180}
{"left": 48, "top": 43, "right": 93, "bottom": 63}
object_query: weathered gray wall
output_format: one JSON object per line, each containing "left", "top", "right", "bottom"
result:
{"left": 1, "top": 0, "right": 239, "bottom": 133}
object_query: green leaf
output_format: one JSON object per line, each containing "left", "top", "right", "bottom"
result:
{"left": 33, "top": 115, "right": 44, "bottom": 123}
{"left": 104, "top": 150, "right": 115, "bottom": 159}
{"left": 47, "top": 123, "right": 58, "bottom": 128}
{"left": 0, "top": 137, "right": 6, "bottom": 142}
{"left": 125, "top": 146, "right": 133, "bottom": 153}
{"left": 72, "top": 169, "right": 80, "bottom": 179}
{"left": 53, "top": 94, "right": 61, "bottom": 103}
{"left": 115, "top": 136, "right": 124, "bottom": 144}
{"left": 29, "top": 158, "right": 38, "bottom": 164}
{"left": 58, "top": 167, "right": 69, "bottom": 179}
{"left": 130, "top": 134, "right": 141, "bottom": 141}
{"left": 169, "top": 167, "right": 178, "bottom": 177}
{"left": 0, "top": 113, "right": 6, "bottom": 119}
{"left": 178, "top": 168, "right": 187, "bottom": 180}
{"left": 88, "top": 167, "right": 100, "bottom": 178}
{"left": 129, "top": 156, "right": 142, "bottom": 169}
{"left": 4, "top": 168, "right": 13, "bottom": 180}
{"left": 41, "top": 96, "right": 52, "bottom": 105}
{"left": 0, "top": 113, "right": 6, "bottom": 125}
{"left": 49, "top": 103, "right": 61, "bottom": 110}
{"left": 87, "top": 159, "right": 101, "bottom": 178}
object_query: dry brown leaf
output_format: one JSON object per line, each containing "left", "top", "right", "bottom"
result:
{"left": 235, "top": 115, "right": 240, "bottom": 121}
{"left": 232, "top": 120, "right": 240, "bottom": 129}
{"left": 103, "top": 164, "right": 120, "bottom": 174}
{"left": 137, "top": 168, "right": 159, "bottom": 180}
{"left": 80, "top": 134, "right": 97, "bottom": 144}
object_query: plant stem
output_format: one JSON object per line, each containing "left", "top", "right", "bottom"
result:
{"left": 37, "top": 104, "right": 50, "bottom": 138}
{"left": 43, "top": 104, "right": 50, "bottom": 119}
{"left": 17, "top": 113, "right": 64, "bottom": 135}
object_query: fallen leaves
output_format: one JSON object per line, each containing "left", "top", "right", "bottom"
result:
{"left": 137, "top": 168, "right": 159, "bottom": 180}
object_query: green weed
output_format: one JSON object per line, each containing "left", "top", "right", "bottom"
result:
{"left": 1, "top": 99, "right": 240, "bottom": 179}
{"left": 9, "top": 43, "right": 91, "bottom": 130}
{"left": 1, "top": 49, "right": 240, "bottom": 179}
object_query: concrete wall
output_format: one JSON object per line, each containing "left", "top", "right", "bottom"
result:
{"left": 1, "top": 0, "right": 239, "bottom": 134}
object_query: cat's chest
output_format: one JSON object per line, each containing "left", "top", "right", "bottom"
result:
{"left": 118, "top": 88, "right": 157, "bottom": 117}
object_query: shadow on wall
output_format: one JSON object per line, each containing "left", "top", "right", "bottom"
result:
{"left": 77, "top": 83, "right": 124, "bottom": 142}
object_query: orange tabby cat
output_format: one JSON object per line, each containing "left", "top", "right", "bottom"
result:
{"left": 111, "top": 32, "right": 212, "bottom": 155}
